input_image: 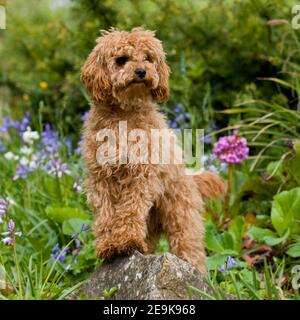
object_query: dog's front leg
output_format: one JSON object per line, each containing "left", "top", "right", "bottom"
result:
{"left": 90, "top": 180, "right": 153, "bottom": 260}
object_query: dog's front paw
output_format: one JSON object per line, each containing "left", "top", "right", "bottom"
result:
{"left": 95, "top": 235, "right": 147, "bottom": 260}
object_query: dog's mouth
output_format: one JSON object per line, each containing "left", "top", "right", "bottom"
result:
{"left": 128, "top": 78, "right": 147, "bottom": 86}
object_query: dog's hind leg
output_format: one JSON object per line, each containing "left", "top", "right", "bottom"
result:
{"left": 158, "top": 175, "right": 207, "bottom": 273}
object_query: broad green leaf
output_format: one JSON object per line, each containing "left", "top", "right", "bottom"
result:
{"left": 248, "top": 226, "right": 289, "bottom": 246}
{"left": 271, "top": 187, "right": 300, "bottom": 237}
{"left": 263, "top": 230, "right": 289, "bottom": 246}
{"left": 248, "top": 226, "right": 276, "bottom": 242}
{"left": 46, "top": 206, "right": 90, "bottom": 223}
{"left": 228, "top": 216, "right": 244, "bottom": 252}
{"left": 62, "top": 218, "right": 91, "bottom": 236}
{"left": 204, "top": 222, "right": 224, "bottom": 253}
{"left": 287, "top": 242, "right": 300, "bottom": 257}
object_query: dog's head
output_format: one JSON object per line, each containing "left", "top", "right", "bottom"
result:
{"left": 81, "top": 27, "right": 169, "bottom": 107}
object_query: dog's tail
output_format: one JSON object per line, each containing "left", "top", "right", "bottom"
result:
{"left": 191, "top": 171, "right": 226, "bottom": 200}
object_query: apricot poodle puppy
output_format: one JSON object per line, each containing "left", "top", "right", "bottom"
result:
{"left": 81, "top": 27, "right": 224, "bottom": 273}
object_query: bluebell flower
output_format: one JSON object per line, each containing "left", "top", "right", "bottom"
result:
{"left": 168, "top": 120, "right": 179, "bottom": 129}
{"left": 219, "top": 256, "right": 238, "bottom": 273}
{"left": 15, "top": 112, "right": 31, "bottom": 133}
{"left": 71, "top": 224, "right": 90, "bottom": 239}
{"left": 169, "top": 104, "right": 191, "bottom": 129}
{"left": 173, "top": 104, "right": 183, "bottom": 113}
{"left": 219, "top": 265, "right": 227, "bottom": 273}
{"left": 0, "top": 141, "right": 6, "bottom": 153}
{"left": 0, "top": 199, "right": 8, "bottom": 224}
{"left": 51, "top": 243, "right": 71, "bottom": 263}
{"left": 227, "top": 256, "right": 238, "bottom": 269}
{"left": 175, "top": 113, "right": 184, "bottom": 122}
{"left": 73, "top": 239, "right": 81, "bottom": 264}
{"left": 73, "top": 176, "right": 84, "bottom": 193}
{"left": 80, "top": 111, "right": 89, "bottom": 122}
{"left": 65, "top": 264, "right": 72, "bottom": 272}
{"left": 40, "top": 124, "right": 60, "bottom": 156}
{"left": 0, "top": 116, "right": 18, "bottom": 133}
{"left": 204, "top": 134, "right": 212, "bottom": 145}
{"left": 74, "top": 138, "right": 83, "bottom": 155}
{"left": 13, "top": 164, "right": 35, "bottom": 180}
{"left": 185, "top": 112, "right": 191, "bottom": 121}
{"left": 44, "top": 159, "right": 71, "bottom": 178}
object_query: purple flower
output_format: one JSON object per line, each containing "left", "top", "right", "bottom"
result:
{"left": 15, "top": 112, "right": 31, "bottom": 132}
{"left": 219, "top": 256, "right": 238, "bottom": 273}
{"left": 0, "top": 199, "right": 8, "bottom": 224}
{"left": 174, "top": 104, "right": 183, "bottom": 113}
{"left": 185, "top": 112, "right": 191, "bottom": 121}
{"left": 13, "top": 164, "right": 35, "bottom": 180}
{"left": 0, "top": 141, "right": 6, "bottom": 153}
{"left": 51, "top": 243, "right": 71, "bottom": 263}
{"left": 0, "top": 116, "right": 17, "bottom": 133}
{"left": 204, "top": 134, "right": 212, "bottom": 145}
{"left": 65, "top": 264, "right": 72, "bottom": 272}
{"left": 44, "top": 159, "right": 71, "bottom": 178}
{"left": 175, "top": 113, "right": 184, "bottom": 122}
{"left": 213, "top": 130, "right": 249, "bottom": 164}
{"left": 71, "top": 224, "right": 90, "bottom": 239}
{"left": 227, "top": 256, "right": 238, "bottom": 269}
{"left": 1, "top": 219, "right": 22, "bottom": 246}
{"left": 73, "top": 176, "right": 84, "bottom": 193}
{"left": 74, "top": 138, "right": 83, "bottom": 155}
{"left": 219, "top": 265, "right": 227, "bottom": 273}
{"left": 169, "top": 104, "right": 191, "bottom": 129}
{"left": 80, "top": 111, "right": 89, "bottom": 122}
{"left": 40, "top": 124, "right": 60, "bottom": 156}
{"left": 73, "top": 239, "right": 81, "bottom": 265}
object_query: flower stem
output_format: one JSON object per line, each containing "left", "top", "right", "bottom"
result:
{"left": 223, "top": 164, "right": 233, "bottom": 221}
{"left": 55, "top": 175, "right": 63, "bottom": 204}
{"left": 13, "top": 242, "right": 23, "bottom": 300}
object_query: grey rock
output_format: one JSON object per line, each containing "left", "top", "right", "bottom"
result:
{"left": 76, "top": 251, "right": 213, "bottom": 300}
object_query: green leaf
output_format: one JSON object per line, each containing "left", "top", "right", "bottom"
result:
{"left": 46, "top": 206, "right": 90, "bottom": 223}
{"left": 248, "top": 226, "right": 276, "bottom": 242}
{"left": 248, "top": 226, "right": 289, "bottom": 246}
{"left": 228, "top": 216, "right": 244, "bottom": 252}
{"left": 287, "top": 242, "right": 300, "bottom": 257}
{"left": 271, "top": 187, "right": 300, "bottom": 237}
{"left": 264, "top": 230, "right": 289, "bottom": 246}
{"left": 62, "top": 218, "right": 91, "bottom": 236}
{"left": 204, "top": 222, "right": 224, "bottom": 253}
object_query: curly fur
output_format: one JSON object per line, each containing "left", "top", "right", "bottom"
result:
{"left": 81, "top": 27, "right": 225, "bottom": 273}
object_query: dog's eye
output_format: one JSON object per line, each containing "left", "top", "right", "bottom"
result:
{"left": 115, "top": 56, "right": 128, "bottom": 66}
{"left": 145, "top": 55, "right": 152, "bottom": 62}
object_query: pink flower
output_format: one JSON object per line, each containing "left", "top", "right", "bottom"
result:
{"left": 213, "top": 130, "right": 249, "bottom": 164}
{"left": 1, "top": 219, "right": 22, "bottom": 246}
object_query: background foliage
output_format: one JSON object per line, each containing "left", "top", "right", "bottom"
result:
{"left": 1, "top": 0, "right": 300, "bottom": 300}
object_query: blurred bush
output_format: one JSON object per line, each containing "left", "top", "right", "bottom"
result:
{"left": 0, "top": 0, "right": 299, "bottom": 134}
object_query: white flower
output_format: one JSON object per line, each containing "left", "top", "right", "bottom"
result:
{"left": 4, "top": 151, "right": 19, "bottom": 161}
{"left": 20, "top": 146, "right": 33, "bottom": 155}
{"left": 23, "top": 127, "right": 39, "bottom": 145}
{"left": 29, "top": 160, "right": 37, "bottom": 169}
{"left": 19, "top": 156, "right": 29, "bottom": 166}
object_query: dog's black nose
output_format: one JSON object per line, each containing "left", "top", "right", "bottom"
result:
{"left": 135, "top": 68, "right": 146, "bottom": 79}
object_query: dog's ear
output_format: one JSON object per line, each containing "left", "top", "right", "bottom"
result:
{"left": 80, "top": 45, "right": 111, "bottom": 104}
{"left": 151, "top": 58, "right": 170, "bottom": 103}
